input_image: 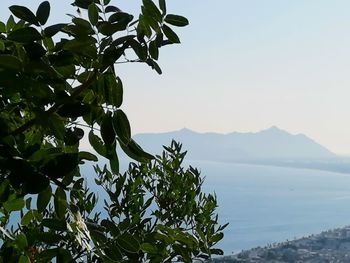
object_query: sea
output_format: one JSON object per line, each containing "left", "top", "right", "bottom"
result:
{"left": 192, "top": 161, "right": 350, "bottom": 255}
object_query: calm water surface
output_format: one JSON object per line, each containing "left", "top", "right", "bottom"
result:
{"left": 192, "top": 161, "right": 350, "bottom": 254}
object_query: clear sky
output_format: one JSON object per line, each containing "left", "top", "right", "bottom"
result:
{"left": 2, "top": 1, "right": 350, "bottom": 154}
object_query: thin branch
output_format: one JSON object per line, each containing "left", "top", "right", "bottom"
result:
{"left": 0, "top": 226, "right": 14, "bottom": 240}
{"left": 149, "top": 218, "right": 158, "bottom": 232}
{"left": 72, "top": 248, "right": 87, "bottom": 262}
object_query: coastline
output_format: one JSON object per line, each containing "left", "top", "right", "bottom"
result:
{"left": 210, "top": 226, "right": 350, "bottom": 262}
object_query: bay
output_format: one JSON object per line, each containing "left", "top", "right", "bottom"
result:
{"left": 192, "top": 161, "right": 350, "bottom": 255}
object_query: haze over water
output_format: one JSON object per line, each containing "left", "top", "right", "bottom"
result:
{"left": 197, "top": 161, "right": 350, "bottom": 254}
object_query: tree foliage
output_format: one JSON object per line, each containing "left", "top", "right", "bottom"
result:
{"left": 0, "top": 0, "right": 226, "bottom": 262}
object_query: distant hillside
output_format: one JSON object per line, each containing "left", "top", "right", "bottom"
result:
{"left": 210, "top": 226, "right": 350, "bottom": 263}
{"left": 133, "top": 126, "right": 337, "bottom": 162}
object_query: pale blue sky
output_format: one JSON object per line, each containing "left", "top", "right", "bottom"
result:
{"left": 2, "top": 1, "right": 350, "bottom": 154}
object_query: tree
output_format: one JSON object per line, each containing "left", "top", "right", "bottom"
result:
{"left": 0, "top": 0, "right": 227, "bottom": 262}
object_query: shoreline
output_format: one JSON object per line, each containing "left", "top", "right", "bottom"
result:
{"left": 210, "top": 226, "right": 350, "bottom": 262}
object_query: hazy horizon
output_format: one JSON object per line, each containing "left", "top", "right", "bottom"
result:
{"left": 133, "top": 125, "right": 346, "bottom": 156}
{"left": 2, "top": 1, "right": 350, "bottom": 154}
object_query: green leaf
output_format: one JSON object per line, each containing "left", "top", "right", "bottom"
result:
{"left": 88, "top": 3, "right": 99, "bottom": 25}
{"left": 149, "top": 40, "right": 159, "bottom": 60}
{"left": 118, "top": 138, "right": 154, "bottom": 162}
{"left": 196, "top": 227, "right": 206, "bottom": 242}
{"left": 4, "top": 198, "right": 25, "bottom": 212}
{"left": 0, "top": 55, "right": 22, "bottom": 70}
{"left": 101, "top": 219, "right": 120, "bottom": 236}
{"left": 0, "top": 180, "right": 10, "bottom": 203}
{"left": 143, "top": 0, "right": 162, "bottom": 22}
{"left": 25, "top": 197, "right": 32, "bottom": 210}
{"left": 173, "top": 244, "right": 191, "bottom": 261}
{"left": 107, "top": 146, "right": 119, "bottom": 174}
{"left": 162, "top": 24, "right": 180, "bottom": 43}
{"left": 0, "top": 22, "right": 6, "bottom": 33}
{"left": 37, "top": 185, "right": 52, "bottom": 212}
{"left": 101, "top": 46, "right": 125, "bottom": 69}
{"left": 90, "top": 229, "right": 107, "bottom": 243}
{"left": 137, "top": 15, "right": 152, "bottom": 38}
{"left": 159, "top": 0, "right": 166, "bottom": 14}
{"left": 57, "top": 102, "right": 91, "bottom": 118}
{"left": 57, "top": 248, "right": 73, "bottom": 263}
{"left": 100, "top": 112, "right": 116, "bottom": 145}
{"left": 21, "top": 210, "right": 34, "bottom": 226}
{"left": 46, "top": 113, "right": 65, "bottom": 140}
{"left": 77, "top": 70, "right": 95, "bottom": 83}
{"left": 6, "top": 15, "right": 15, "bottom": 31}
{"left": 42, "top": 218, "right": 67, "bottom": 231}
{"left": 63, "top": 37, "right": 96, "bottom": 51}
{"left": 141, "top": 242, "right": 158, "bottom": 254}
{"left": 89, "top": 130, "right": 107, "bottom": 156}
{"left": 210, "top": 232, "right": 224, "bottom": 244}
{"left": 37, "top": 232, "right": 64, "bottom": 244}
{"left": 210, "top": 248, "right": 224, "bottom": 255}
{"left": 16, "top": 233, "right": 28, "bottom": 250}
{"left": 146, "top": 59, "right": 162, "bottom": 74}
{"left": 165, "top": 14, "right": 189, "bottom": 27}
{"left": 117, "top": 233, "right": 140, "bottom": 253}
{"left": 18, "top": 255, "right": 30, "bottom": 263}
{"left": 79, "top": 151, "right": 98, "bottom": 162}
{"left": 8, "top": 27, "right": 42, "bottom": 43}
{"left": 108, "top": 12, "right": 133, "bottom": 24}
{"left": 175, "top": 232, "right": 197, "bottom": 248}
{"left": 105, "top": 6, "right": 121, "bottom": 13}
{"left": 43, "top": 36, "right": 54, "bottom": 50}
{"left": 42, "top": 153, "right": 79, "bottom": 179}
{"left": 24, "top": 61, "right": 57, "bottom": 79}
{"left": 104, "top": 74, "right": 123, "bottom": 108}
{"left": 144, "top": 13, "right": 160, "bottom": 32}
{"left": 55, "top": 64, "right": 75, "bottom": 78}
{"left": 114, "top": 77, "right": 124, "bottom": 107}
{"left": 24, "top": 42, "right": 47, "bottom": 59}
{"left": 113, "top": 109, "right": 131, "bottom": 144}
{"left": 129, "top": 39, "right": 148, "bottom": 61}
{"left": 73, "top": 0, "right": 94, "bottom": 9}
{"left": 218, "top": 222, "right": 229, "bottom": 231}
{"left": 49, "top": 50, "right": 74, "bottom": 66}
{"left": 111, "top": 35, "right": 135, "bottom": 47}
{"left": 104, "top": 246, "right": 122, "bottom": 261}
{"left": 36, "top": 1, "right": 50, "bottom": 25}
{"left": 9, "top": 5, "right": 39, "bottom": 25}
{"left": 64, "top": 128, "right": 84, "bottom": 146}
{"left": 98, "top": 20, "right": 131, "bottom": 36}
{"left": 73, "top": 17, "right": 92, "bottom": 30}
{"left": 44, "top": 23, "right": 66, "bottom": 37}
{"left": 54, "top": 188, "right": 67, "bottom": 219}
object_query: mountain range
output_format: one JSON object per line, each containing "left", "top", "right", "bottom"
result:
{"left": 134, "top": 126, "right": 336, "bottom": 162}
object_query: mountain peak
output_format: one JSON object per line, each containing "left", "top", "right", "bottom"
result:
{"left": 260, "top": 126, "right": 287, "bottom": 134}
{"left": 268, "top": 125, "right": 280, "bottom": 131}
{"left": 178, "top": 127, "right": 195, "bottom": 133}
{"left": 134, "top": 126, "right": 336, "bottom": 160}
